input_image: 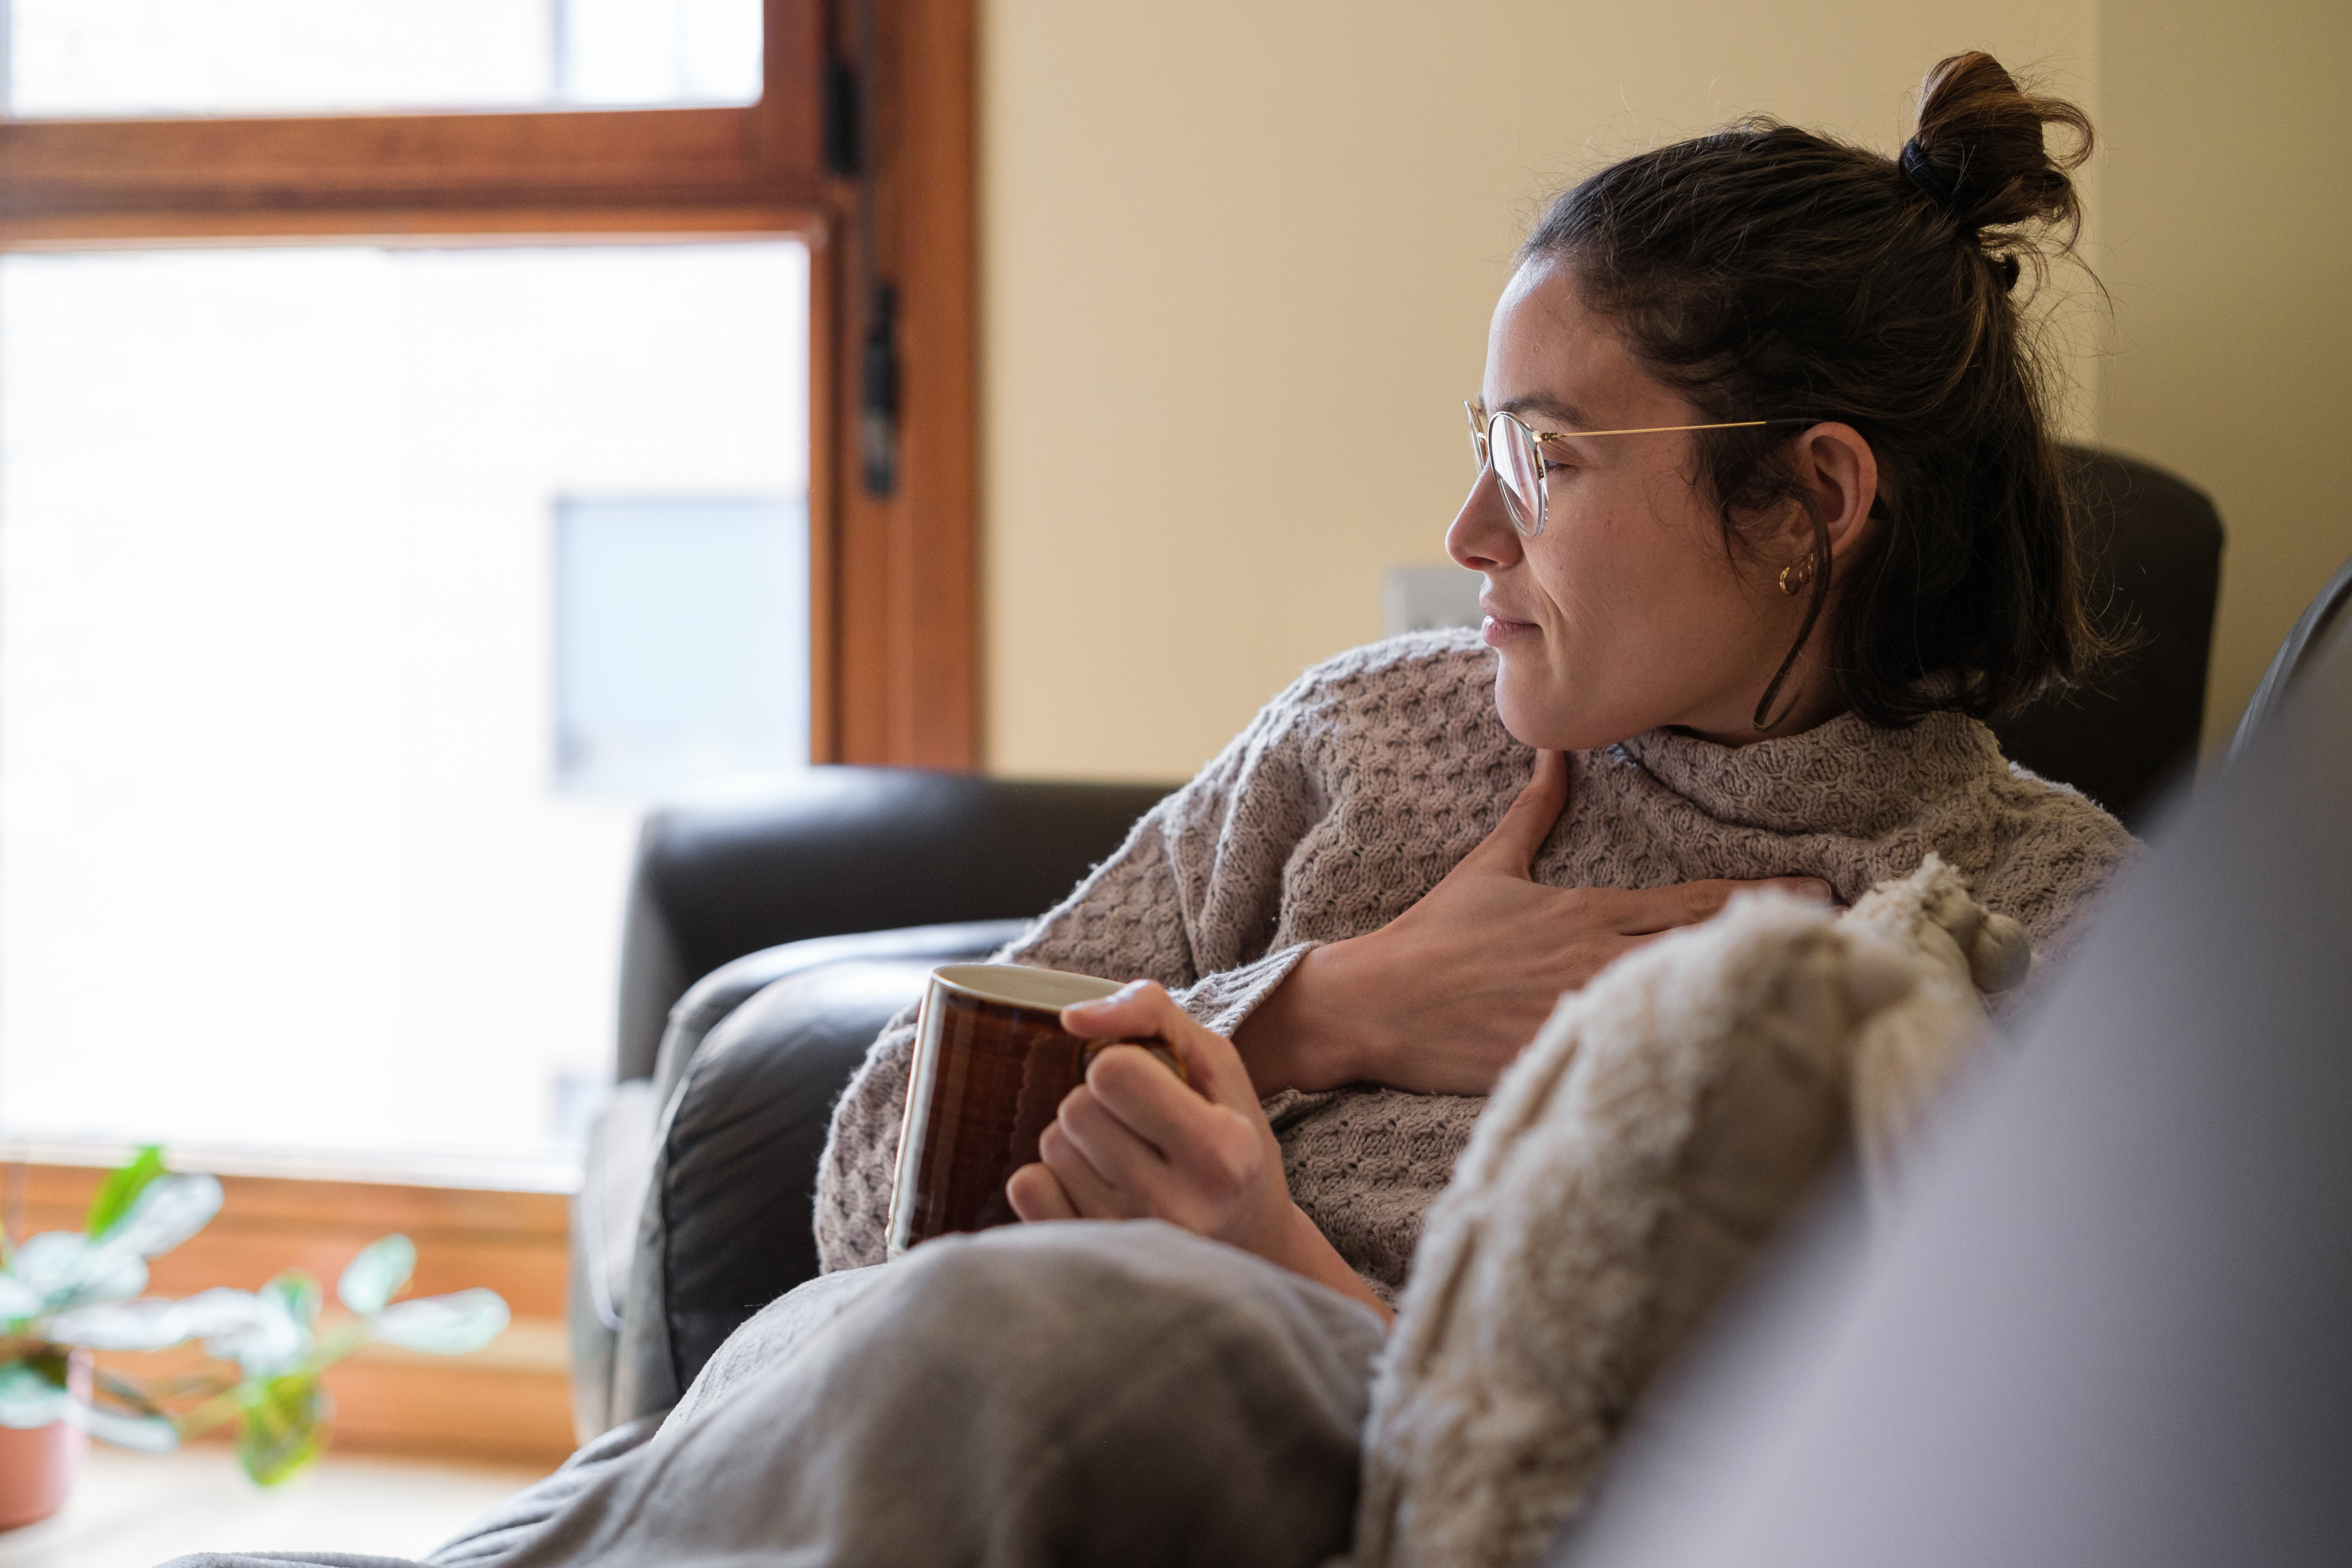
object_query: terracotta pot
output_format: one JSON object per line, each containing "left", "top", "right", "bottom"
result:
{"left": 0, "top": 1351, "right": 91, "bottom": 1532}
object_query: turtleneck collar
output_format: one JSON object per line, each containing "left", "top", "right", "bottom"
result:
{"left": 1609, "top": 709, "right": 2007, "bottom": 838}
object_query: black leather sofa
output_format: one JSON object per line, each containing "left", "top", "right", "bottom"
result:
{"left": 571, "top": 447, "right": 2226, "bottom": 1439}
{"left": 572, "top": 775, "right": 1172, "bottom": 1432}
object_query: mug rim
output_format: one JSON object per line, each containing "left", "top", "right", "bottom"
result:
{"left": 929, "top": 962, "right": 1124, "bottom": 1013}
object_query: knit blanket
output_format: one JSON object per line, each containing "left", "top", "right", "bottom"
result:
{"left": 1343, "top": 856, "right": 2029, "bottom": 1568}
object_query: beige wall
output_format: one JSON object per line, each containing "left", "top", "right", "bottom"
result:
{"left": 2099, "top": 0, "right": 2352, "bottom": 757}
{"left": 978, "top": 2, "right": 2102, "bottom": 781}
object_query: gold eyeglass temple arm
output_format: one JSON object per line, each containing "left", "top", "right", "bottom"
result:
{"left": 1528, "top": 419, "right": 1778, "bottom": 441}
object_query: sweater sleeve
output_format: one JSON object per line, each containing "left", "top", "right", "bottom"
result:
{"left": 1974, "top": 769, "right": 2141, "bottom": 988}
{"left": 811, "top": 679, "right": 1327, "bottom": 1274}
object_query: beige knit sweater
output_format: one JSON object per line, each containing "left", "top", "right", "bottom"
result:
{"left": 813, "top": 631, "right": 2133, "bottom": 1298}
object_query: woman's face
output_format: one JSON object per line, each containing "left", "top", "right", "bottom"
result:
{"left": 1447, "top": 259, "right": 1824, "bottom": 752}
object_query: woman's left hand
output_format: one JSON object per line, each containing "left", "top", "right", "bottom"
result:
{"left": 1005, "top": 981, "right": 1393, "bottom": 1321}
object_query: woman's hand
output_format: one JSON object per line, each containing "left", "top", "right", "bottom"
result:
{"left": 1005, "top": 981, "right": 1393, "bottom": 1322}
{"left": 1234, "top": 749, "right": 1832, "bottom": 1098}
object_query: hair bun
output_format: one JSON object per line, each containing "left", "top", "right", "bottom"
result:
{"left": 1906, "top": 52, "right": 2092, "bottom": 241}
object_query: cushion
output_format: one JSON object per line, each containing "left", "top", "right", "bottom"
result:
{"left": 1345, "top": 856, "right": 2026, "bottom": 1568}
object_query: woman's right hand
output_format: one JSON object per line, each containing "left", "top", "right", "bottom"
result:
{"left": 1231, "top": 749, "right": 1832, "bottom": 1098}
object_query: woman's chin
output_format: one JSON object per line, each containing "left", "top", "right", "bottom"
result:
{"left": 1493, "top": 675, "right": 1629, "bottom": 755}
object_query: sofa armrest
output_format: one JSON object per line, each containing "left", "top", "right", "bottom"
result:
{"left": 583, "top": 922, "right": 1021, "bottom": 1437}
{"left": 648, "top": 919, "right": 1027, "bottom": 1113}
{"left": 568, "top": 1076, "right": 657, "bottom": 1442}
{"left": 608, "top": 951, "right": 943, "bottom": 1425}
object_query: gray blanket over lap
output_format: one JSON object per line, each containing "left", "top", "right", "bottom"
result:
{"left": 162, "top": 1222, "right": 1385, "bottom": 1568}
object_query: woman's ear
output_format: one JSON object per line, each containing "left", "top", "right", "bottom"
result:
{"left": 1788, "top": 422, "right": 1881, "bottom": 566}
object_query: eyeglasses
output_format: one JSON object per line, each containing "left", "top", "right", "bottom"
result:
{"left": 1465, "top": 402, "right": 1809, "bottom": 537}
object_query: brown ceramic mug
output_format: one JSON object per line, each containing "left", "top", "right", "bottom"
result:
{"left": 886, "top": 963, "right": 1185, "bottom": 1256}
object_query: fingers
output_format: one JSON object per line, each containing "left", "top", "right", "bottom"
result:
{"left": 1062, "top": 982, "right": 1255, "bottom": 1112}
{"left": 1041, "top": 983, "right": 1298, "bottom": 1258}
{"left": 1772, "top": 876, "right": 1840, "bottom": 906}
{"left": 1614, "top": 878, "right": 1735, "bottom": 933}
{"left": 1083, "top": 1045, "right": 1219, "bottom": 1154}
{"left": 1455, "top": 749, "right": 1570, "bottom": 878}
{"left": 1006, "top": 1160, "right": 1079, "bottom": 1223}
{"left": 1038, "top": 984, "right": 1265, "bottom": 1218}
{"left": 1601, "top": 876, "right": 1836, "bottom": 934}
{"left": 1062, "top": 979, "right": 1179, "bottom": 1042}
{"left": 1051, "top": 1082, "right": 1157, "bottom": 1187}
{"left": 1041, "top": 1079, "right": 1218, "bottom": 1222}
{"left": 1036, "top": 1117, "right": 1127, "bottom": 1215}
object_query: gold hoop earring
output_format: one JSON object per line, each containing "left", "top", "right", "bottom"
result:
{"left": 1755, "top": 512, "right": 1833, "bottom": 733}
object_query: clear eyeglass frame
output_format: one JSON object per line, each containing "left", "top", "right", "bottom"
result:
{"left": 1464, "top": 402, "right": 1808, "bottom": 537}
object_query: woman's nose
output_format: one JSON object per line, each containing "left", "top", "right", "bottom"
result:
{"left": 1446, "top": 466, "right": 1522, "bottom": 572}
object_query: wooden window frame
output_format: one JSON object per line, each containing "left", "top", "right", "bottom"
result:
{"left": 0, "top": 0, "right": 976, "bottom": 767}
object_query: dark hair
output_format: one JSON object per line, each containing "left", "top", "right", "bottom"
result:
{"left": 1521, "top": 52, "right": 2107, "bottom": 725}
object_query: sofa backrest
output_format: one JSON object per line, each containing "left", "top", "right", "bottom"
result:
{"left": 615, "top": 769, "right": 1173, "bottom": 1080}
{"left": 1987, "top": 447, "right": 2225, "bottom": 830}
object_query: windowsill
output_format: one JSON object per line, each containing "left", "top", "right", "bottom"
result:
{"left": 0, "top": 1443, "right": 551, "bottom": 1568}
{"left": 0, "top": 1135, "right": 583, "bottom": 1195}
{"left": 3, "top": 1153, "right": 579, "bottom": 1462}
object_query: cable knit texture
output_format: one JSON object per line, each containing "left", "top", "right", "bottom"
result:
{"left": 1343, "top": 861, "right": 2023, "bottom": 1568}
{"left": 813, "top": 631, "right": 2133, "bottom": 1297}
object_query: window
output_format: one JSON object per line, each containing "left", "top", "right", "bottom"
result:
{"left": 557, "top": 495, "right": 812, "bottom": 794}
{"left": 0, "top": 239, "right": 807, "bottom": 1164}
{"left": 0, "top": 0, "right": 974, "bottom": 1179}
{"left": 6, "top": 0, "right": 763, "bottom": 117}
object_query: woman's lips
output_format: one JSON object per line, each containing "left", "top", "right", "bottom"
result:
{"left": 1482, "top": 614, "right": 1538, "bottom": 646}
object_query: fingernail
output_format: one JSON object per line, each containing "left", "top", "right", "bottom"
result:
{"left": 1068, "top": 980, "right": 1143, "bottom": 1017}
{"left": 1783, "top": 878, "right": 1835, "bottom": 903}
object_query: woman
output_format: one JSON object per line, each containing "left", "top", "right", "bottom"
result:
{"left": 812, "top": 50, "right": 2127, "bottom": 1327}
{"left": 170, "top": 51, "right": 2135, "bottom": 1568}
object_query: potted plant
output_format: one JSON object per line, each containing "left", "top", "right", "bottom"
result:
{"left": 0, "top": 1147, "right": 509, "bottom": 1527}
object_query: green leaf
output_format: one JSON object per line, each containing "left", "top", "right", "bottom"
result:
{"left": 100, "top": 1173, "right": 223, "bottom": 1262}
{"left": 74, "top": 1402, "right": 181, "bottom": 1453}
{"left": 11, "top": 1231, "right": 146, "bottom": 1309}
{"left": 0, "top": 1359, "right": 71, "bottom": 1429}
{"left": 201, "top": 1285, "right": 308, "bottom": 1380}
{"left": 235, "top": 1372, "right": 329, "bottom": 1487}
{"left": 264, "top": 1270, "right": 323, "bottom": 1329}
{"left": 336, "top": 1235, "right": 416, "bottom": 1317}
{"left": 369, "top": 1289, "right": 509, "bottom": 1356}
{"left": 0, "top": 1273, "right": 38, "bottom": 1322}
{"left": 84, "top": 1145, "right": 166, "bottom": 1239}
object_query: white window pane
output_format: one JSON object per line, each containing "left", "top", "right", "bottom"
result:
{"left": 5, "top": 0, "right": 761, "bottom": 118}
{"left": 562, "top": 0, "right": 765, "bottom": 108}
{"left": 0, "top": 240, "right": 809, "bottom": 1172}
{"left": 556, "top": 497, "right": 810, "bottom": 794}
